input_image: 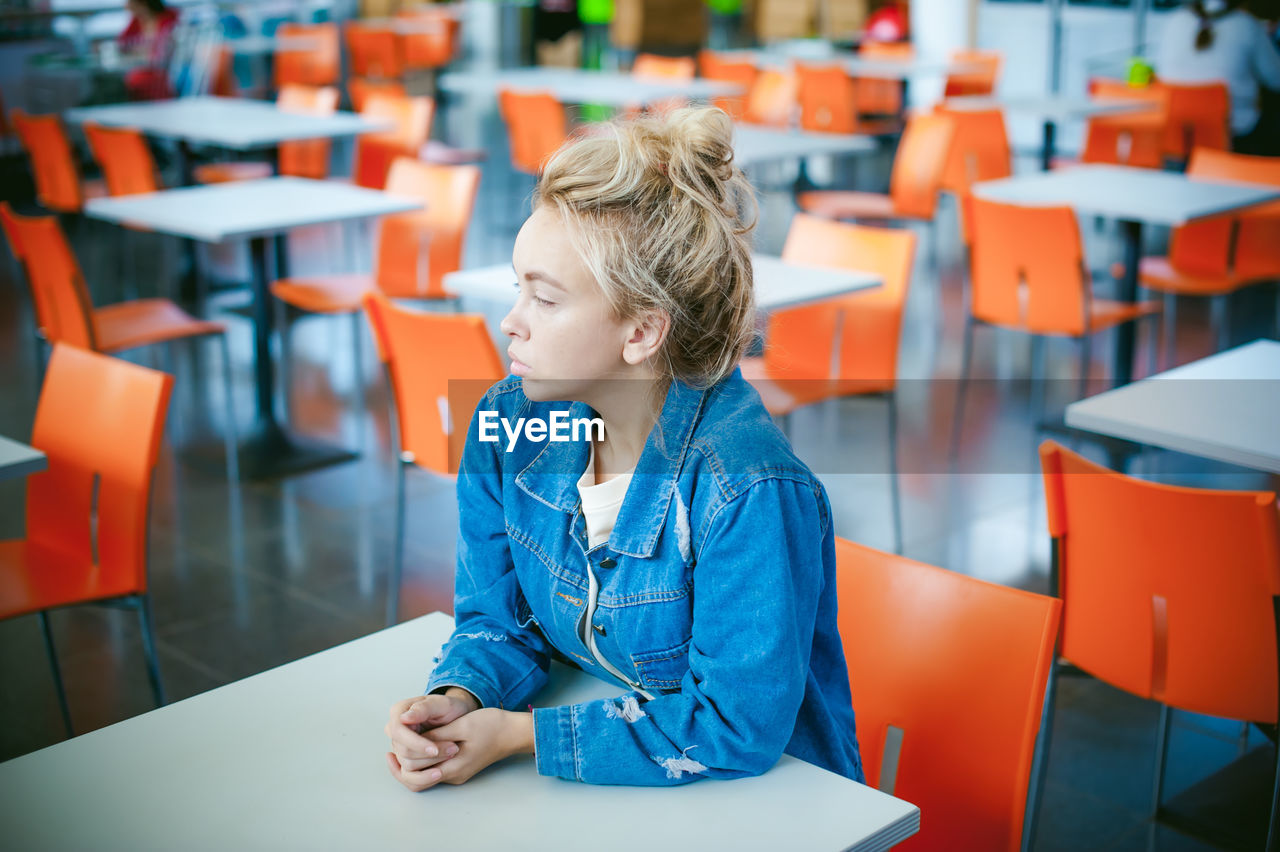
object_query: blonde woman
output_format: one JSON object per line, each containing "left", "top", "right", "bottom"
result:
{"left": 385, "top": 107, "right": 864, "bottom": 789}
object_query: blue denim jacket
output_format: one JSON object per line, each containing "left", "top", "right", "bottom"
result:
{"left": 425, "top": 368, "right": 864, "bottom": 786}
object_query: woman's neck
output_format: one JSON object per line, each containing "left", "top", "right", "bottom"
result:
{"left": 585, "top": 377, "right": 665, "bottom": 483}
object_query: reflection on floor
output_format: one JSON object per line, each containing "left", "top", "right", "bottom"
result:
{"left": 0, "top": 112, "right": 1275, "bottom": 851}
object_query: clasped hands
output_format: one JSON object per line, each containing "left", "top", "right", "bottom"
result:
{"left": 385, "top": 687, "right": 535, "bottom": 792}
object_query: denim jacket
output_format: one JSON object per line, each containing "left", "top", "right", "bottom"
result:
{"left": 425, "top": 368, "right": 864, "bottom": 786}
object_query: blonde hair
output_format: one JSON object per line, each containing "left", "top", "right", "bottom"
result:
{"left": 533, "top": 106, "right": 758, "bottom": 389}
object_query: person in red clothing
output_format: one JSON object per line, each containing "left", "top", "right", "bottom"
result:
{"left": 119, "top": 0, "right": 179, "bottom": 100}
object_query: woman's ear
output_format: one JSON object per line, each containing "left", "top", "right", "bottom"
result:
{"left": 621, "top": 310, "right": 670, "bottom": 366}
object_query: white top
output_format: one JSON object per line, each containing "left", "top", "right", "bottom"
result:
{"left": 436, "top": 68, "right": 743, "bottom": 106}
{"left": 732, "top": 124, "right": 876, "bottom": 167}
{"left": 1065, "top": 339, "right": 1280, "bottom": 474}
{"left": 445, "top": 254, "right": 881, "bottom": 312}
{"left": 83, "top": 177, "right": 424, "bottom": 243}
{"left": 0, "top": 612, "right": 921, "bottom": 852}
{"left": 577, "top": 445, "right": 633, "bottom": 550}
{"left": 942, "top": 95, "right": 1154, "bottom": 124}
{"left": 65, "top": 96, "right": 392, "bottom": 150}
{"left": 972, "top": 164, "right": 1280, "bottom": 227}
{"left": 1154, "top": 7, "right": 1280, "bottom": 134}
{"left": 0, "top": 435, "right": 46, "bottom": 482}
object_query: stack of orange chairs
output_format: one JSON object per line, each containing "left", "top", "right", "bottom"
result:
{"left": 795, "top": 63, "right": 899, "bottom": 137}
{"left": 943, "top": 49, "right": 1002, "bottom": 97}
{"left": 854, "top": 41, "right": 912, "bottom": 119}
{"left": 194, "top": 85, "right": 341, "bottom": 184}
{"left": 697, "top": 50, "right": 757, "bottom": 120}
{"left": 11, "top": 112, "right": 106, "bottom": 215}
{"left": 274, "top": 22, "right": 340, "bottom": 88}
{"left": 398, "top": 7, "right": 460, "bottom": 73}
{"left": 1075, "top": 78, "right": 1170, "bottom": 169}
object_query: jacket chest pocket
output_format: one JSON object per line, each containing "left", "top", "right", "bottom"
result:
{"left": 630, "top": 639, "right": 691, "bottom": 693}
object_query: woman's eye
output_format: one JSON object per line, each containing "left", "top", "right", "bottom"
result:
{"left": 533, "top": 295, "right": 555, "bottom": 307}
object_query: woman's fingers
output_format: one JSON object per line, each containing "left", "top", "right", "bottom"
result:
{"left": 392, "top": 741, "right": 460, "bottom": 771}
{"left": 385, "top": 717, "right": 440, "bottom": 757}
{"left": 386, "top": 752, "right": 444, "bottom": 792}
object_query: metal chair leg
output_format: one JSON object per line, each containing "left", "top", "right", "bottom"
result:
{"left": 1147, "top": 702, "right": 1173, "bottom": 851}
{"left": 1022, "top": 654, "right": 1061, "bottom": 852}
{"left": 886, "top": 394, "right": 903, "bottom": 555}
{"left": 1210, "top": 294, "right": 1228, "bottom": 353}
{"left": 136, "top": 595, "right": 166, "bottom": 707}
{"left": 38, "top": 611, "right": 73, "bottom": 737}
{"left": 217, "top": 334, "right": 240, "bottom": 483}
{"left": 387, "top": 459, "right": 407, "bottom": 627}
{"left": 1077, "top": 337, "right": 1090, "bottom": 401}
{"left": 1163, "top": 293, "right": 1177, "bottom": 370}
{"left": 351, "top": 310, "right": 367, "bottom": 448}
{"left": 949, "top": 318, "right": 976, "bottom": 467}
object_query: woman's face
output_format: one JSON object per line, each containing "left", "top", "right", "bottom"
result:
{"left": 502, "top": 207, "right": 638, "bottom": 403}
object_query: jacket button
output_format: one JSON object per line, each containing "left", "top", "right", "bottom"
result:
{"left": 593, "top": 623, "right": 607, "bottom": 637}
{"left": 599, "top": 557, "right": 616, "bottom": 569}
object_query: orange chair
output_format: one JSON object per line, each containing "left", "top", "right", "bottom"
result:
{"left": 0, "top": 344, "right": 175, "bottom": 736}
{"left": 498, "top": 89, "right": 569, "bottom": 176}
{"left": 347, "top": 77, "right": 407, "bottom": 112}
{"left": 398, "top": 8, "right": 460, "bottom": 71}
{"left": 854, "top": 41, "right": 912, "bottom": 118}
{"left": 697, "top": 49, "right": 757, "bottom": 120}
{"left": 835, "top": 537, "right": 1062, "bottom": 852}
{"left": 193, "top": 85, "right": 340, "bottom": 184}
{"left": 344, "top": 21, "right": 403, "bottom": 80}
{"left": 352, "top": 92, "right": 434, "bottom": 189}
{"left": 362, "top": 291, "right": 505, "bottom": 624}
{"left": 632, "top": 53, "right": 695, "bottom": 80}
{"left": 0, "top": 204, "right": 238, "bottom": 480}
{"left": 943, "top": 49, "right": 1002, "bottom": 98}
{"left": 951, "top": 197, "right": 1160, "bottom": 453}
{"left": 741, "top": 215, "right": 916, "bottom": 552}
{"left": 1077, "top": 78, "right": 1169, "bottom": 170}
{"left": 741, "top": 68, "right": 798, "bottom": 128}
{"left": 1038, "top": 441, "right": 1280, "bottom": 850}
{"left": 274, "top": 22, "right": 340, "bottom": 87}
{"left": 82, "top": 123, "right": 160, "bottom": 196}
{"left": 1120, "top": 148, "right": 1280, "bottom": 367}
{"left": 11, "top": 111, "right": 105, "bottom": 214}
{"left": 933, "top": 106, "right": 1013, "bottom": 244}
{"left": 1160, "top": 81, "right": 1230, "bottom": 162}
{"left": 272, "top": 158, "right": 482, "bottom": 412}
{"left": 796, "top": 63, "right": 897, "bottom": 136}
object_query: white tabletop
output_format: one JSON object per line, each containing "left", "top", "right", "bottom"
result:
{"left": 1065, "top": 340, "right": 1280, "bottom": 473}
{"left": 721, "top": 48, "right": 979, "bottom": 80}
{"left": 0, "top": 435, "right": 46, "bottom": 482}
{"left": 445, "top": 254, "right": 881, "bottom": 311}
{"left": 0, "top": 612, "right": 920, "bottom": 852}
{"left": 733, "top": 124, "right": 876, "bottom": 167}
{"left": 942, "top": 95, "right": 1153, "bottom": 123}
{"left": 972, "top": 164, "right": 1280, "bottom": 227}
{"left": 65, "top": 96, "right": 392, "bottom": 150}
{"left": 84, "top": 177, "right": 423, "bottom": 243}
{"left": 437, "top": 67, "right": 743, "bottom": 106}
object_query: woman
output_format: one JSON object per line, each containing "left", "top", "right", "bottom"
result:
{"left": 1155, "top": 0, "right": 1280, "bottom": 153}
{"left": 384, "top": 107, "right": 864, "bottom": 790}
{"left": 118, "top": 0, "right": 179, "bottom": 101}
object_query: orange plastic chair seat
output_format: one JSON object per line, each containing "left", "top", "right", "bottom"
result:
{"left": 271, "top": 274, "right": 378, "bottom": 314}
{"left": 94, "top": 299, "right": 226, "bottom": 353}
{"left": 0, "top": 538, "right": 139, "bottom": 619}
{"left": 193, "top": 161, "right": 273, "bottom": 184}
{"left": 1121, "top": 257, "right": 1245, "bottom": 296}
{"left": 1083, "top": 298, "right": 1162, "bottom": 334}
{"left": 797, "top": 190, "right": 898, "bottom": 221}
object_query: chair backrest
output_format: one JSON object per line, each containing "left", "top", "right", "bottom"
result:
{"left": 398, "top": 9, "right": 459, "bottom": 70}
{"left": 362, "top": 291, "right": 506, "bottom": 475}
{"left": 697, "top": 49, "right": 758, "bottom": 119}
{"left": 274, "top": 22, "right": 339, "bottom": 87}
{"left": 353, "top": 92, "right": 435, "bottom": 189}
{"left": 835, "top": 537, "right": 1062, "bottom": 852}
{"left": 348, "top": 77, "right": 407, "bottom": 112}
{"left": 1040, "top": 440, "right": 1280, "bottom": 724}
{"left": 83, "top": 123, "right": 160, "bottom": 196}
{"left": 0, "top": 204, "right": 97, "bottom": 349}
{"left": 1168, "top": 147, "right": 1280, "bottom": 280}
{"left": 934, "top": 105, "right": 1012, "bottom": 194}
{"left": 277, "top": 84, "right": 339, "bottom": 180}
{"left": 855, "top": 41, "right": 912, "bottom": 117}
{"left": 376, "top": 157, "right": 482, "bottom": 299}
{"left": 765, "top": 214, "right": 916, "bottom": 390}
{"left": 742, "top": 68, "right": 797, "bottom": 128}
{"left": 943, "top": 49, "right": 1002, "bottom": 97}
{"left": 968, "top": 196, "right": 1092, "bottom": 335}
{"left": 632, "top": 53, "right": 695, "bottom": 81}
{"left": 1082, "top": 78, "right": 1169, "bottom": 169}
{"left": 11, "top": 111, "right": 84, "bottom": 213}
{"left": 888, "top": 113, "right": 954, "bottom": 220}
{"left": 498, "top": 89, "right": 569, "bottom": 176}
{"left": 859, "top": 41, "right": 913, "bottom": 59}
{"left": 26, "top": 344, "right": 173, "bottom": 600}
{"left": 1160, "top": 80, "right": 1229, "bottom": 159}
{"left": 344, "top": 21, "right": 403, "bottom": 80}
{"left": 795, "top": 63, "right": 860, "bottom": 135}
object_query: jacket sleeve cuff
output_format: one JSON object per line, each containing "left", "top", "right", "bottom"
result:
{"left": 533, "top": 705, "right": 578, "bottom": 781}
{"left": 424, "top": 668, "right": 501, "bottom": 711}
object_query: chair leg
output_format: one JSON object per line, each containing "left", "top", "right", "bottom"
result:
{"left": 1267, "top": 727, "right": 1280, "bottom": 852}
{"left": 217, "top": 334, "right": 240, "bottom": 483}
{"left": 1162, "top": 293, "right": 1177, "bottom": 371}
{"left": 1149, "top": 703, "right": 1173, "bottom": 844}
{"left": 1077, "top": 336, "right": 1090, "bottom": 401}
{"left": 38, "top": 611, "right": 74, "bottom": 738}
{"left": 351, "top": 310, "right": 366, "bottom": 447}
{"left": 387, "top": 459, "right": 407, "bottom": 627}
{"left": 1210, "top": 294, "right": 1228, "bottom": 353}
{"left": 948, "top": 318, "right": 976, "bottom": 467}
{"left": 136, "top": 595, "right": 167, "bottom": 707}
{"left": 276, "top": 299, "right": 293, "bottom": 423}
{"left": 886, "top": 394, "right": 903, "bottom": 555}
{"left": 1029, "top": 335, "right": 1046, "bottom": 421}
{"left": 1022, "top": 656, "right": 1060, "bottom": 852}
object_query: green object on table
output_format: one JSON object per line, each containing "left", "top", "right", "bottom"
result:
{"left": 579, "top": 0, "right": 613, "bottom": 25}
{"left": 707, "top": 0, "right": 743, "bottom": 13}
{"left": 1126, "top": 57, "right": 1155, "bottom": 87}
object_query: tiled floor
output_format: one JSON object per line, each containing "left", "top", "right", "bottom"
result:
{"left": 0, "top": 102, "right": 1276, "bottom": 850}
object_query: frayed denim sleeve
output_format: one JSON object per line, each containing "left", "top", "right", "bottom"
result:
{"left": 533, "top": 476, "right": 827, "bottom": 785}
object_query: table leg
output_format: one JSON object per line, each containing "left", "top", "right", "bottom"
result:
{"left": 175, "top": 140, "right": 203, "bottom": 307}
{"left": 1114, "top": 218, "right": 1142, "bottom": 387}
{"left": 1041, "top": 120, "right": 1056, "bottom": 172}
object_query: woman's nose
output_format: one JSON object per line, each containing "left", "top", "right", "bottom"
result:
{"left": 499, "top": 303, "right": 523, "bottom": 339}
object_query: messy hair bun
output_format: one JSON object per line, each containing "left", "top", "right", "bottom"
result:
{"left": 533, "top": 106, "right": 758, "bottom": 389}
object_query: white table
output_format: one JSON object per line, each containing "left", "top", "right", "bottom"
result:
{"left": 437, "top": 67, "right": 743, "bottom": 107}
{"left": 973, "top": 165, "right": 1280, "bottom": 385}
{"left": 85, "top": 178, "right": 423, "bottom": 480}
{"left": 1065, "top": 339, "right": 1280, "bottom": 474}
{"left": 445, "top": 253, "right": 882, "bottom": 312}
{"left": 0, "top": 435, "right": 46, "bottom": 482}
{"left": 0, "top": 613, "right": 919, "bottom": 851}
{"left": 723, "top": 48, "right": 979, "bottom": 80}
{"left": 942, "top": 95, "right": 1154, "bottom": 170}
{"left": 733, "top": 124, "right": 876, "bottom": 168}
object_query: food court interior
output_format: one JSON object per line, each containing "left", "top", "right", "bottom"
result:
{"left": 0, "top": 0, "right": 1278, "bottom": 849}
